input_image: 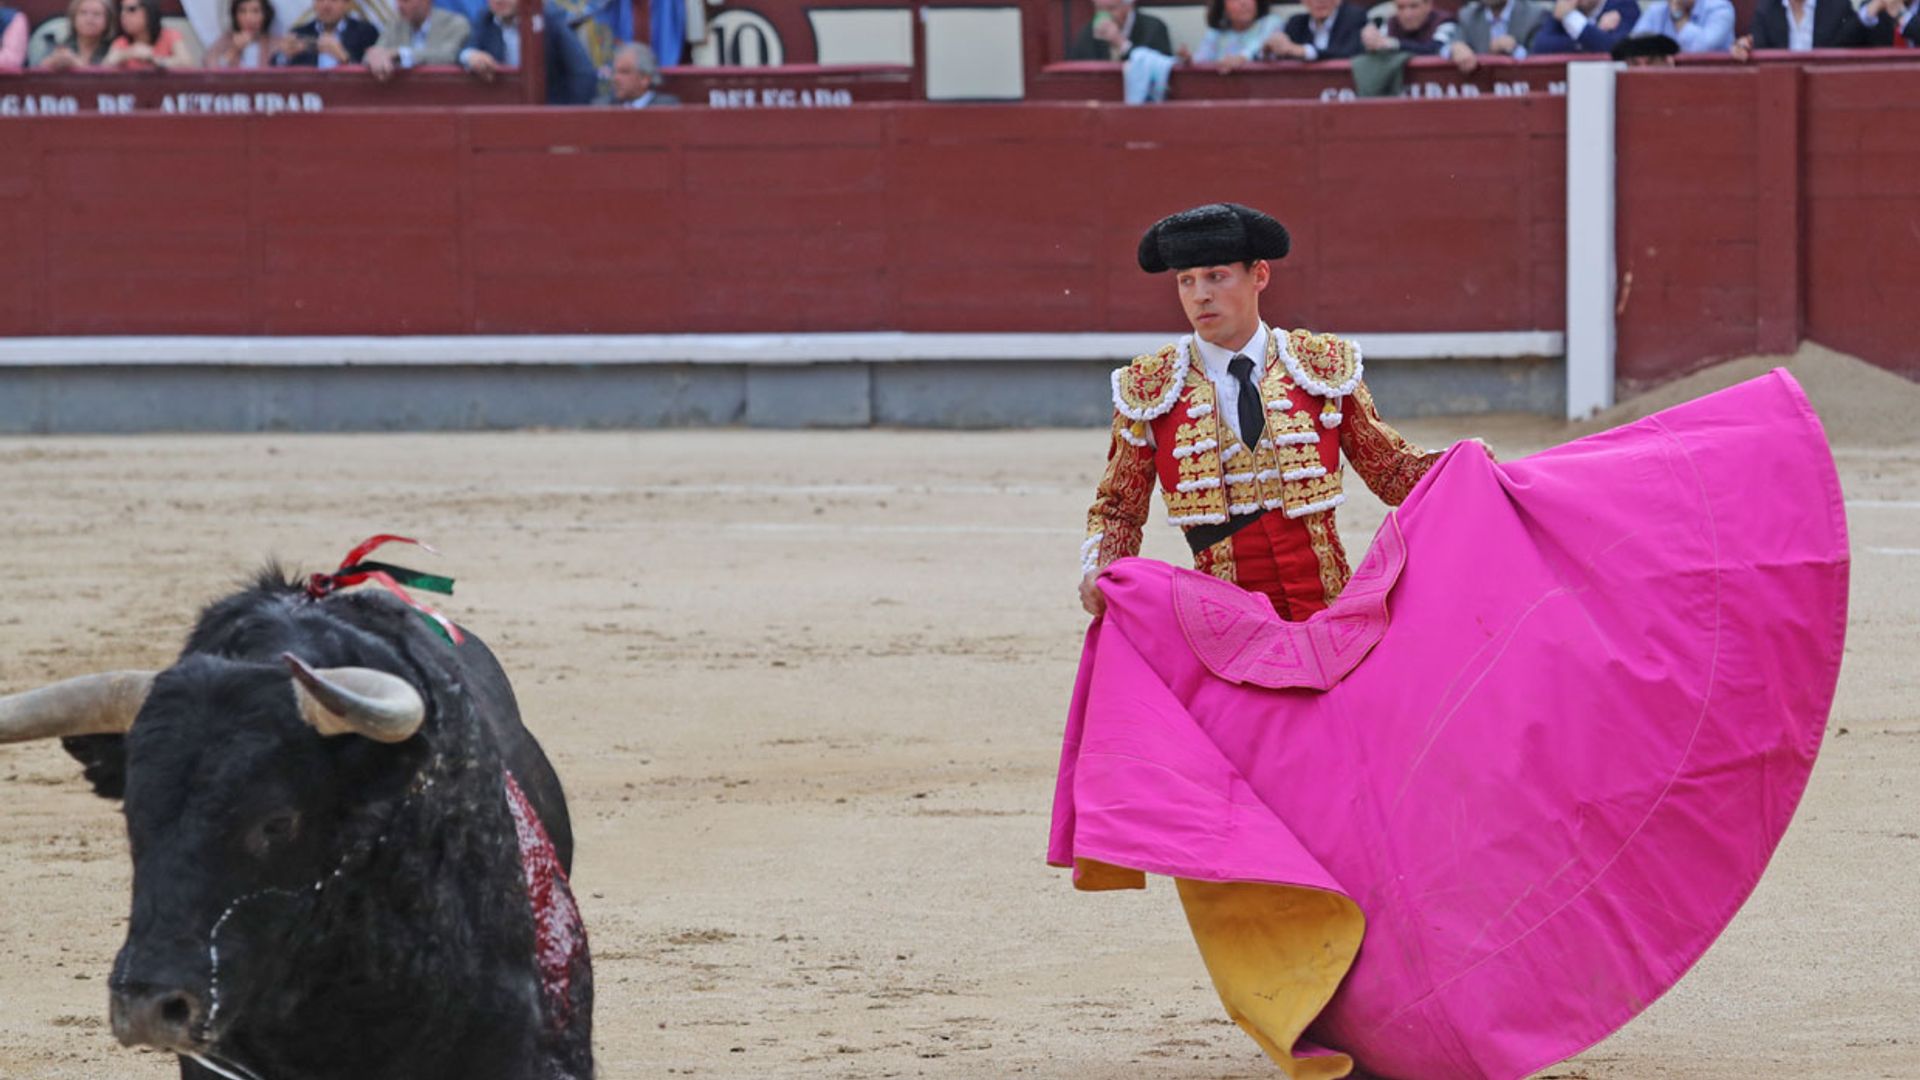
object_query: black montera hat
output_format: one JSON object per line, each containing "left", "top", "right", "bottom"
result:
{"left": 1137, "top": 203, "right": 1291, "bottom": 274}
{"left": 1611, "top": 33, "right": 1680, "bottom": 61}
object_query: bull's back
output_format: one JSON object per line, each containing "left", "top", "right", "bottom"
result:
{"left": 449, "top": 631, "right": 576, "bottom": 873}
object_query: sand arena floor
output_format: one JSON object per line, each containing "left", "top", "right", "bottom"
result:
{"left": 0, "top": 366, "right": 1916, "bottom": 1078}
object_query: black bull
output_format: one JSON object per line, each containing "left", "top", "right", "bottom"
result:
{"left": 0, "top": 572, "right": 594, "bottom": 1080}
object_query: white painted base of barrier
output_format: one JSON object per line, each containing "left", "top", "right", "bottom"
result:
{"left": 0, "top": 331, "right": 1565, "bottom": 367}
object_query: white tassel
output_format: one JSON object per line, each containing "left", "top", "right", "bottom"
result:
{"left": 1168, "top": 512, "right": 1228, "bottom": 527}
{"left": 1176, "top": 477, "right": 1222, "bottom": 493}
{"left": 1188, "top": 401, "right": 1214, "bottom": 418}
{"left": 1171, "top": 438, "right": 1219, "bottom": 460}
{"left": 1079, "top": 533, "right": 1104, "bottom": 575}
{"left": 1282, "top": 466, "right": 1328, "bottom": 482}
{"left": 1116, "top": 424, "right": 1148, "bottom": 447}
{"left": 1283, "top": 494, "right": 1347, "bottom": 519}
{"left": 1223, "top": 471, "right": 1256, "bottom": 485}
{"left": 1228, "top": 501, "right": 1263, "bottom": 516}
{"left": 1272, "top": 431, "right": 1321, "bottom": 446}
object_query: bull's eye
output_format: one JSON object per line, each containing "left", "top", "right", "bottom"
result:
{"left": 248, "top": 810, "right": 302, "bottom": 857}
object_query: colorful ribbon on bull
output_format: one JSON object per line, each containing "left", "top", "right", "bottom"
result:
{"left": 306, "top": 534, "right": 466, "bottom": 645}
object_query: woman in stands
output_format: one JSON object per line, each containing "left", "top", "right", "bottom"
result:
{"left": 1185, "top": 0, "right": 1285, "bottom": 67}
{"left": 37, "top": 0, "right": 115, "bottom": 69}
{"left": 106, "top": 0, "right": 191, "bottom": 68}
{"left": 204, "top": 0, "right": 285, "bottom": 67}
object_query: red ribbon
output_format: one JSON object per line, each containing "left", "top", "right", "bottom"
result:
{"left": 306, "top": 535, "right": 466, "bottom": 645}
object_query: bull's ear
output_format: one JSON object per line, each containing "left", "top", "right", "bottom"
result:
{"left": 283, "top": 654, "right": 426, "bottom": 744}
{"left": 0, "top": 671, "right": 153, "bottom": 744}
{"left": 60, "top": 734, "right": 129, "bottom": 800}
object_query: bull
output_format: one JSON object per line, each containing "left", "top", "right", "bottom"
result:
{"left": 0, "top": 558, "right": 593, "bottom": 1080}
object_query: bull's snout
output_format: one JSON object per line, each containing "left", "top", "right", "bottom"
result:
{"left": 111, "top": 982, "right": 209, "bottom": 1051}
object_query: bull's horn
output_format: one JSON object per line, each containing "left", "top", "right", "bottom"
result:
{"left": 283, "top": 654, "right": 426, "bottom": 744}
{"left": 0, "top": 671, "right": 155, "bottom": 744}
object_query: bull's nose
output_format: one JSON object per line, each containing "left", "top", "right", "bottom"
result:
{"left": 110, "top": 983, "right": 208, "bottom": 1051}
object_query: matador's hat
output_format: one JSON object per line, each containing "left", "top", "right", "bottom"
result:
{"left": 1137, "top": 203, "right": 1291, "bottom": 274}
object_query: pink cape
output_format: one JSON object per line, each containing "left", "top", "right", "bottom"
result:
{"left": 1048, "top": 371, "right": 1849, "bottom": 1079}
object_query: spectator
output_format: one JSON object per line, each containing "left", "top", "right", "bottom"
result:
{"left": 281, "top": 0, "right": 377, "bottom": 68}
{"left": 1, "top": 3, "right": 26, "bottom": 68}
{"left": 364, "top": 0, "right": 470, "bottom": 80}
{"left": 203, "top": 0, "right": 287, "bottom": 68}
{"left": 1734, "top": 0, "right": 1871, "bottom": 54}
{"left": 1068, "top": 0, "right": 1173, "bottom": 60}
{"left": 1183, "top": 0, "right": 1284, "bottom": 68}
{"left": 1532, "top": 0, "right": 1640, "bottom": 53}
{"left": 1361, "top": 0, "right": 1458, "bottom": 55}
{"left": 106, "top": 0, "right": 190, "bottom": 69}
{"left": 1447, "top": 0, "right": 1548, "bottom": 70}
{"left": 37, "top": 0, "right": 115, "bottom": 68}
{"left": 598, "top": 41, "right": 677, "bottom": 106}
{"left": 459, "top": 0, "right": 596, "bottom": 104}
{"left": 1860, "top": 0, "right": 1919, "bottom": 45}
{"left": 1270, "top": 0, "right": 1368, "bottom": 60}
{"left": 1628, "top": 0, "right": 1734, "bottom": 51}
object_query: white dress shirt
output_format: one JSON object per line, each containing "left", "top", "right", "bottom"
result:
{"left": 1192, "top": 322, "right": 1272, "bottom": 447}
{"left": 1785, "top": 0, "right": 1815, "bottom": 49}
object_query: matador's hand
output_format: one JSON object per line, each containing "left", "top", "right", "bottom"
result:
{"left": 1080, "top": 571, "right": 1108, "bottom": 618}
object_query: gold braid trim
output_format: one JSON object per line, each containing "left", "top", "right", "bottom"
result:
{"left": 1339, "top": 382, "right": 1442, "bottom": 507}
{"left": 1302, "top": 512, "right": 1351, "bottom": 605}
{"left": 1083, "top": 411, "right": 1157, "bottom": 574}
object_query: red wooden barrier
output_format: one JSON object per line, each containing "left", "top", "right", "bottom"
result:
{"left": 1614, "top": 61, "right": 1920, "bottom": 386}
{"left": 1800, "top": 65, "right": 1920, "bottom": 377}
{"left": 0, "top": 97, "right": 1566, "bottom": 339}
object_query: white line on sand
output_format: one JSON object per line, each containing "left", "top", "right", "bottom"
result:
{"left": 1847, "top": 500, "right": 1920, "bottom": 510}
{"left": 727, "top": 523, "right": 1078, "bottom": 536}
{"left": 642, "top": 483, "right": 1073, "bottom": 497}
{"left": 1865, "top": 547, "right": 1920, "bottom": 557}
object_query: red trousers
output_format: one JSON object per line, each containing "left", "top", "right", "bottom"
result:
{"left": 1196, "top": 511, "right": 1345, "bottom": 621}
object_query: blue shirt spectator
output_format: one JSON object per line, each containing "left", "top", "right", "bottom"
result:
{"left": 1629, "top": 0, "right": 1735, "bottom": 51}
{"left": 1533, "top": 0, "right": 1641, "bottom": 53}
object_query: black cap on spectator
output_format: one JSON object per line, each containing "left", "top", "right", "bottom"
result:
{"left": 1611, "top": 33, "right": 1680, "bottom": 61}
{"left": 1137, "top": 203, "right": 1291, "bottom": 274}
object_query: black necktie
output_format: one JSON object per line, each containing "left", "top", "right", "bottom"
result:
{"left": 1228, "top": 353, "right": 1264, "bottom": 447}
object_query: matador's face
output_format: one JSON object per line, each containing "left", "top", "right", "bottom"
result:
{"left": 1175, "top": 260, "right": 1270, "bottom": 350}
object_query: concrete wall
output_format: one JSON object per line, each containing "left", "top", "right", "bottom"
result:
{"left": 0, "top": 354, "right": 1563, "bottom": 433}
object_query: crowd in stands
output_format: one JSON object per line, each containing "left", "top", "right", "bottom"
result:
{"left": 0, "top": 0, "right": 680, "bottom": 104}
{"left": 1070, "top": 0, "right": 1917, "bottom": 86}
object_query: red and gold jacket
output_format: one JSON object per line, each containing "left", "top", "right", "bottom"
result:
{"left": 1082, "top": 327, "right": 1439, "bottom": 609}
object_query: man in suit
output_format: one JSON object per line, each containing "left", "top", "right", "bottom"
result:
{"left": 1361, "top": 0, "right": 1458, "bottom": 54}
{"left": 1268, "top": 0, "right": 1368, "bottom": 59}
{"left": 460, "top": 0, "right": 597, "bottom": 104}
{"left": 1734, "top": 0, "right": 1871, "bottom": 53}
{"left": 1067, "top": 0, "right": 1174, "bottom": 60}
{"left": 364, "top": 0, "right": 471, "bottom": 78}
{"left": 598, "top": 41, "right": 680, "bottom": 106}
{"left": 1861, "top": 0, "right": 1920, "bottom": 44}
{"left": 1446, "top": 0, "right": 1548, "bottom": 68}
{"left": 283, "top": 0, "right": 379, "bottom": 67}
{"left": 1531, "top": 0, "right": 1638, "bottom": 53}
